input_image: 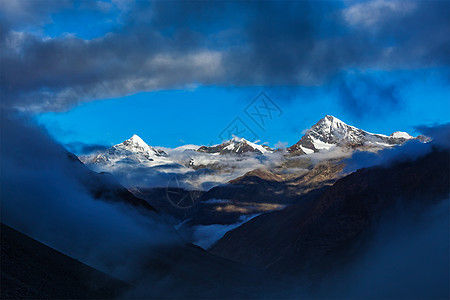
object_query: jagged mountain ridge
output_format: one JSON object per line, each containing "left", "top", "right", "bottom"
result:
{"left": 80, "top": 115, "right": 416, "bottom": 173}
{"left": 288, "top": 115, "right": 414, "bottom": 155}
{"left": 197, "top": 136, "right": 273, "bottom": 155}
{"left": 83, "top": 115, "right": 415, "bottom": 165}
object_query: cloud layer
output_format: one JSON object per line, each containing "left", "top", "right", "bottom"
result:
{"left": 1, "top": 0, "right": 449, "bottom": 112}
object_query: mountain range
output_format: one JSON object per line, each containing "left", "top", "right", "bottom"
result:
{"left": 81, "top": 115, "right": 417, "bottom": 169}
{"left": 78, "top": 115, "right": 422, "bottom": 232}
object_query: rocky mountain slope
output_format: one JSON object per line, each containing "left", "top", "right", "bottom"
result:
{"left": 133, "top": 159, "right": 344, "bottom": 233}
{"left": 210, "top": 148, "right": 449, "bottom": 280}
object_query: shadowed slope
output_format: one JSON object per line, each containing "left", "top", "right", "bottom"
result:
{"left": 0, "top": 223, "right": 129, "bottom": 299}
{"left": 210, "top": 149, "right": 450, "bottom": 279}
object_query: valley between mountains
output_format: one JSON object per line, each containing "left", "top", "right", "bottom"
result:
{"left": 79, "top": 115, "right": 420, "bottom": 249}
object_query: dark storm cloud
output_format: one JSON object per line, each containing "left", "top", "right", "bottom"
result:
{"left": 0, "top": 0, "right": 449, "bottom": 112}
{"left": 415, "top": 123, "right": 450, "bottom": 148}
{"left": 334, "top": 71, "right": 402, "bottom": 118}
{"left": 64, "top": 141, "right": 109, "bottom": 155}
{"left": 0, "top": 0, "right": 70, "bottom": 31}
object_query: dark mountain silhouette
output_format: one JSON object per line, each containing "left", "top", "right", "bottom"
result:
{"left": 1, "top": 223, "right": 300, "bottom": 299}
{"left": 1, "top": 223, "right": 128, "bottom": 299}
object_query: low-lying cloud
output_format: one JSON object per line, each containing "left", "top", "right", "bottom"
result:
{"left": 0, "top": 112, "right": 180, "bottom": 281}
{"left": 344, "top": 123, "right": 450, "bottom": 173}
{"left": 192, "top": 213, "right": 261, "bottom": 250}
{"left": 86, "top": 149, "right": 286, "bottom": 191}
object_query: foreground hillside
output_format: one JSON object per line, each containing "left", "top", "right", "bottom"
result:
{"left": 0, "top": 224, "right": 128, "bottom": 299}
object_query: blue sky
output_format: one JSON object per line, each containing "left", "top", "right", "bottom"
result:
{"left": 1, "top": 0, "right": 449, "bottom": 152}
{"left": 37, "top": 68, "right": 450, "bottom": 150}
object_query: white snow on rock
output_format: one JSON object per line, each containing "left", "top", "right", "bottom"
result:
{"left": 196, "top": 135, "right": 273, "bottom": 155}
{"left": 299, "top": 145, "right": 314, "bottom": 154}
{"left": 390, "top": 131, "right": 413, "bottom": 139}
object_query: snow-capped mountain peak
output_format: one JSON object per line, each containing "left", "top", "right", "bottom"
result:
{"left": 116, "top": 134, "right": 167, "bottom": 156}
{"left": 288, "top": 115, "right": 415, "bottom": 155}
{"left": 197, "top": 136, "right": 273, "bottom": 155}
{"left": 86, "top": 134, "right": 168, "bottom": 165}
{"left": 323, "top": 115, "right": 347, "bottom": 128}
{"left": 125, "top": 134, "right": 149, "bottom": 148}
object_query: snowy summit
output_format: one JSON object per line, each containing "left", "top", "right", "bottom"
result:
{"left": 197, "top": 136, "right": 273, "bottom": 155}
{"left": 288, "top": 115, "right": 415, "bottom": 155}
{"left": 87, "top": 134, "right": 168, "bottom": 165}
